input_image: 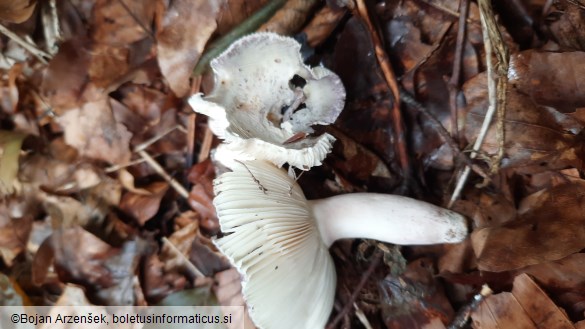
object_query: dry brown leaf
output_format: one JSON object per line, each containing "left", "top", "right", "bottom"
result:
{"left": 216, "top": 0, "right": 269, "bottom": 35}
{"left": 119, "top": 181, "right": 168, "bottom": 226}
{"left": 519, "top": 253, "right": 585, "bottom": 319}
{"left": 0, "top": 0, "right": 36, "bottom": 23}
{"left": 118, "top": 169, "right": 151, "bottom": 195}
{"left": 509, "top": 51, "right": 585, "bottom": 111}
{"left": 41, "top": 38, "right": 92, "bottom": 111}
{"left": 187, "top": 159, "right": 218, "bottom": 230}
{"left": 92, "top": 0, "right": 156, "bottom": 45}
{"left": 258, "top": 0, "right": 319, "bottom": 35}
{"left": 471, "top": 274, "right": 575, "bottom": 329}
{"left": 472, "top": 182, "right": 585, "bottom": 272}
{"left": 463, "top": 73, "right": 584, "bottom": 172}
{"left": 141, "top": 251, "right": 189, "bottom": 303}
{"left": 213, "top": 268, "right": 257, "bottom": 329}
{"left": 302, "top": 5, "right": 346, "bottom": 47}
{"left": 0, "top": 198, "right": 32, "bottom": 266}
{"left": 57, "top": 97, "right": 132, "bottom": 164}
{"left": 156, "top": 0, "right": 225, "bottom": 97}
{"left": 545, "top": 0, "right": 585, "bottom": 51}
{"left": 51, "top": 226, "right": 145, "bottom": 305}
{"left": 51, "top": 226, "right": 114, "bottom": 287}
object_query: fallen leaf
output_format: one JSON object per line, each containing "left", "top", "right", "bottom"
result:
{"left": 0, "top": 198, "right": 33, "bottom": 267}
{"left": 463, "top": 73, "right": 584, "bottom": 172}
{"left": 156, "top": 0, "right": 225, "bottom": 96}
{"left": 57, "top": 97, "right": 132, "bottom": 164}
{"left": 509, "top": 51, "right": 585, "bottom": 111}
{"left": 471, "top": 274, "right": 575, "bottom": 329}
{"left": 545, "top": 0, "right": 585, "bottom": 51}
{"left": 519, "top": 253, "right": 585, "bottom": 319}
{"left": 92, "top": 0, "right": 156, "bottom": 45}
{"left": 51, "top": 226, "right": 145, "bottom": 305}
{"left": 472, "top": 182, "right": 585, "bottom": 272}
{"left": 216, "top": 0, "right": 269, "bottom": 35}
{"left": 0, "top": 0, "right": 36, "bottom": 23}
{"left": 119, "top": 181, "right": 168, "bottom": 226}
{"left": 213, "top": 268, "right": 257, "bottom": 329}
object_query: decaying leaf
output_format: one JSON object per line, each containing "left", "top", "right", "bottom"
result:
{"left": 509, "top": 51, "right": 585, "bottom": 111}
{"left": 0, "top": 198, "right": 33, "bottom": 267}
{"left": 471, "top": 273, "right": 574, "bottom": 329}
{"left": 156, "top": 0, "right": 225, "bottom": 97}
{"left": 0, "top": 0, "right": 37, "bottom": 23}
{"left": 119, "top": 181, "right": 169, "bottom": 226}
{"left": 463, "top": 73, "right": 584, "bottom": 172}
{"left": 57, "top": 97, "right": 132, "bottom": 165}
{"left": 472, "top": 182, "right": 585, "bottom": 272}
{"left": 92, "top": 0, "right": 156, "bottom": 45}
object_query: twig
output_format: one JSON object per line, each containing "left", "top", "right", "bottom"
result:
{"left": 447, "top": 284, "right": 493, "bottom": 329}
{"left": 187, "top": 114, "right": 197, "bottom": 169}
{"left": 134, "top": 124, "right": 187, "bottom": 152}
{"left": 138, "top": 150, "right": 190, "bottom": 199}
{"left": 449, "top": 0, "right": 509, "bottom": 207}
{"left": 0, "top": 23, "right": 51, "bottom": 64}
{"left": 354, "top": 0, "right": 410, "bottom": 180}
{"left": 326, "top": 251, "right": 382, "bottom": 329}
{"left": 197, "top": 126, "right": 214, "bottom": 163}
{"left": 353, "top": 303, "right": 373, "bottom": 329}
{"left": 105, "top": 157, "right": 149, "bottom": 173}
{"left": 399, "top": 87, "right": 489, "bottom": 180}
{"left": 162, "top": 237, "right": 205, "bottom": 278}
{"left": 447, "top": 0, "right": 469, "bottom": 142}
{"left": 193, "top": 0, "right": 287, "bottom": 76}
{"left": 186, "top": 76, "right": 202, "bottom": 169}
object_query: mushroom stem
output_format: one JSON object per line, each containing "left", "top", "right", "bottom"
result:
{"left": 309, "top": 193, "right": 468, "bottom": 248}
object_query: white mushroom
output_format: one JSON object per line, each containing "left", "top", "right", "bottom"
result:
{"left": 213, "top": 160, "right": 468, "bottom": 329}
{"left": 188, "top": 32, "right": 346, "bottom": 170}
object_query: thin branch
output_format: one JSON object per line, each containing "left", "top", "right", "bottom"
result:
{"left": 0, "top": 23, "right": 51, "bottom": 64}
{"left": 447, "top": 284, "right": 493, "bottom": 329}
{"left": 449, "top": 0, "right": 509, "bottom": 207}
{"left": 134, "top": 124, "right": 187, "bottom": 152}
{"left": 354, "top": 0, "right": 410, "bottom": 180}
{"left": 448, "top": 0, "right": 469, "bottom": 142}
{"left": 138, "top": 150, "right": 190, "bottom": 199}
{"left": 326, "top": 251, "right": 382, "bottom": 329}
{"left": 399, "top": 87, "right": 489, "bottom": 180}
{"left": 162, "top": 237, "right": 205, "bottom": 278}
{"left": 105, "top": 157, "right": 149, "bottom": 173}
{"left": 197, "top": 126, "right": 214, "bottom": 163}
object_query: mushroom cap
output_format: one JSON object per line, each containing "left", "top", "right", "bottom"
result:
{"left": 213, "top": 160, "right": 336, "bottom": 329}
{"left": 189, "top": 32, "right": 346, "bottom": 170}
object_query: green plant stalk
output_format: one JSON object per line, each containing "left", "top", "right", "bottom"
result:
{"left": 193, "top": 0, "right": 288, "bottom": 76}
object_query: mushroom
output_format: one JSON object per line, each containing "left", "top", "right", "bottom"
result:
{"left": 213, "top": 160, "right": 468, "bottom": 329}
{"left": 188, "top": 32, "right": 346, "bottom": 170}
